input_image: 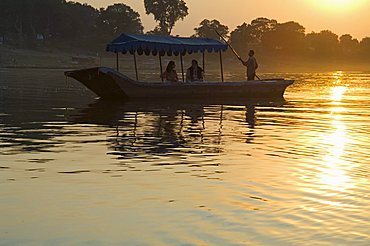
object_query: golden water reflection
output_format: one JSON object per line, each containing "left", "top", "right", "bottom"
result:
{"left": 331, "top": 86, "right": 347, "bottom": 102}
{"left": 319, "top": 118, "right": 351, "bottom": 192}
{"left": 318, "top": 83, "right": 352, "bottom": 193}
{"left": 331, "top": 71, "right": 347, "bottom": 102}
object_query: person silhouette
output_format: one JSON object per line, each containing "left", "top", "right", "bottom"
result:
{"left": 242, "top": 50, "right": 259, "bottom": 80}
{"left": 161, "top": 61, "right": 179, "bottom": 83}
{"left": 186, "top": 59, "right": 204, "bottom": 82}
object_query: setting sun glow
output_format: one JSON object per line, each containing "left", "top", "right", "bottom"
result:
{"left": 313, "top": 0, "right": 366, "bottom": 11}
{"left": 324, "top": 0, "right": 353, "bottom": 5}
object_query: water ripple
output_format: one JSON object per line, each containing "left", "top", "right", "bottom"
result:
{"left": 0, "top": 69, "right": 369, "bottom": 245}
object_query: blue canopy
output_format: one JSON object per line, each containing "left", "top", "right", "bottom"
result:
{"left": 106, "top": 33, "right": 228, "bottom": 56}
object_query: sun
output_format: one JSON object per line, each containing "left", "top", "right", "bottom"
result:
{"left": 310, "top": 0, "right": 366, "bottom": 11}
{"left": 324, "top": 0, "right": 352, "bottom": 5}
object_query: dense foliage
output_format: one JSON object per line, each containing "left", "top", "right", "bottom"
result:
{"left": 204, "top": 18, "right": 370, "bottom": 61}
{"left": 193, "top": 19, "right": 229, "bottom": 40}
{"left": 0, "top": 0, "right": 143, "bottom": 50}
{"left": 144, "top": 0, "right": 188, "bottom": 35}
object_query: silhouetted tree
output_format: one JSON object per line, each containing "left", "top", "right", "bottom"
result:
{"left": 0, "top": 0, "right": 63, "bottom": 46}
{"left": 144, "top": 0, "right": 188, "bottom": 35}
{"left": 55, "top": 2, "right": 97, "bottom": 40}
{"left": 2, "top": 0, "right": 30, "bottom": 46}
{"left": 359, "top": 37, "right": 370, "bottom": 61}
{"left": 339, "top": 34, "right": 359, "bottom": 57}
{"left": 306, "top": 30, "right": 339, "bottom": 58}
{"left": 94, "top": 4, "right": 143, "bottom": 49}
{"left": 0, "top": 0, "right": 144, "bottom": 50}
{"left": 229, "top": 18, "right": 277, "bottom": 56}
{"left": 30, "top": 0, "right": 65, "bottom": 41}
{"left": 249, "top": 17, "right": 278, "bottom": 44}
{"left": 262, "top": 21, "right": 305, "bottom": 54}
{"left": 229, "top": 23, "right": 251, "bottom": 56}
{"left": 97, "top": 4, "right": 143, "bottom": 36}
{"left": 0, "top": 1, "right": 11, "bottom": 40}
{"left": 193, "top": 19, "right": 229, "bottom": 40}
{"left": 0, "top": 0, "right": 97, "bottom": 47}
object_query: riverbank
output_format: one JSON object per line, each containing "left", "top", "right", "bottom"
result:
{"left": 1, "top": 45, "right": 369, "bottom": 73}
{"left": 0, "top": 45, "right": 99, "bottom": 69}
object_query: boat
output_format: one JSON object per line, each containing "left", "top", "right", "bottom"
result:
{"left": 65, "top": 33, "right": 294, "bottom": 101}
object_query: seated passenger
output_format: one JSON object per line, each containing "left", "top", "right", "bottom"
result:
{"left": 161, "top": 61, "right": 179, "bottom": 83}
{"left": 186, "top": 60, "right": 204, "bottom": 82}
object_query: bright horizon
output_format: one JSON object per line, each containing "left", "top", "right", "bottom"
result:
{"left": 78, "top": 0, "right": 370, "bottom": 39}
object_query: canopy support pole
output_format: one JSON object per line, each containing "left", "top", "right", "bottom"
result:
{"left": 219, "top": 51, "right": 224, "bottom": 82}
{"left": 202, "top": 52, "right": 205, "bottom": 72}
{"left": 180, "top": 54, "right": 185, "bottom": 82}
{"left": 159, "top": 55, "right": 163, "bottom": 82}
{"left": 133, "top": 51, "right": 138, "bottom": 81}
{"left": 116, "top": 52, "right": 119, "bottom": 72}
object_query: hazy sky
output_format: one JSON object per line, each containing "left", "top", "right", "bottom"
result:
{"left": 79, "top": 0, "right": 370, "bottom": 39}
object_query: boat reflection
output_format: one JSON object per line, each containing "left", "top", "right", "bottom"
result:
{"left": 70, "top": 99, "right": 285, "bottom": 160}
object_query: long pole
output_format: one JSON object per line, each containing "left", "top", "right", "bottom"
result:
{"left": 215, "top": 30, "right": 261, "bottom": 80}
{"left": 180, "top": 54, "right": 185, "bottom": 82}
{"left": 219, "top": 51, "right": 224, "bottom": 82}
{"left": 215, "top": 30, "right": 242, "bottom": 61}
{"left": 159, "top": 55, "right": 163, "bottom": 82}
{"left": 133, "top": 51, "right": 138, "bottom": 81}
{"left": 116, "top": 52, "right": 119, "bottom": 72}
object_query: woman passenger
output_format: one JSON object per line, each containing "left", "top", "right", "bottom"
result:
{"left": 161, "top": 61, "right": 179, "bottom": 83}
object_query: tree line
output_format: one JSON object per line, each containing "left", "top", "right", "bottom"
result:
{"left": 194, "top": 18, "right": 370, "bottom": 62}
{"left": 0, "top": 0, "right": 144, "bottom": 50}
{"left": 1, "top": 0, "right": 369, "bottom": 61}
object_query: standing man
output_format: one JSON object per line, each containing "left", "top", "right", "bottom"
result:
{"left": 242, "top": 50, "right": 258, "bottom": 80}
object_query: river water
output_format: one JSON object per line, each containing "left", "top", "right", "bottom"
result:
{"left": 0, "top": 68, "right": 369, "bottom": 245}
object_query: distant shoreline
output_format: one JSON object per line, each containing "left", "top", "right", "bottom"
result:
{"left": 1, "top": 46, "right": 369, "bottom": 74}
